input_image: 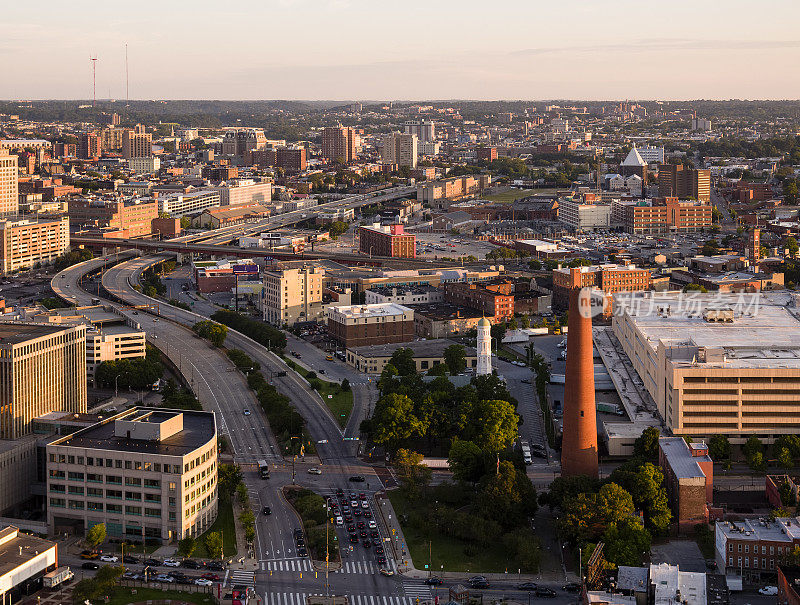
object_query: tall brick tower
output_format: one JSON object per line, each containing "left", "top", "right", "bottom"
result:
{"left": 561, "top": 273, "right": 599, "bottom": 479}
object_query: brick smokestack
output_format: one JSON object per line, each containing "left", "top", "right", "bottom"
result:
{"left": 561, "top": 286, "right": 599, "bottom": 478}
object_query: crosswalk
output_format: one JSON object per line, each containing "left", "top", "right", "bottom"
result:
{"left": 338, "top": 559, "right": 397, "bottom": 574}
{"left": 263, "top": 594, "right": 429, "bottom": 605}
{"left": 403, "top": 583, "right": 433, "bottom": 602}
{"left": 261, "top": 558, "right": 315, "bottom": 572}
{"left": 228, "top": 569, "right": 256, "bottom": 588}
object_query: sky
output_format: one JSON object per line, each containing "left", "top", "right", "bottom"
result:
{"left": 2, "top": 0, "right": 799, "bottom": 101}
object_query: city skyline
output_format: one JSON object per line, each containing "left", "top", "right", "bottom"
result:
{"left": 2, "top": 0, "right": 800, "bottom": 100}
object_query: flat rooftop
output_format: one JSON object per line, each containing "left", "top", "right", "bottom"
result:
{"left": 659, "top": 437, "right": 710, "bottom": 480}
{"left": 0, "top": 526, "right": 56, "bottom": 580}
{"left": 50, "top": 408, "right": 215, "bottom": 457}
{"left": 349, "top": 339, "right": 476, "bottom": 359}
{"left": 716, "top": 516, "right": 800, "bottom": 543}
{"left": 0, "top": 321, "right": 75, "bottom": 346}
{"left": 615, "top": 291, "right": 800, "bottom": 369}
{"left": 329, "top": 303, "right": 412, "bottom": 319}
{"left": 409, "top": 302, "right": 483, "bottom": 321}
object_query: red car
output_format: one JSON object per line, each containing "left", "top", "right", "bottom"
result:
{"left": 201, "top": 573, "right": 220, "bottom": 581}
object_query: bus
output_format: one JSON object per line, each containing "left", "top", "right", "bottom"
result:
{"left": 258, "top": 460, "right": 270, "bottom": 479}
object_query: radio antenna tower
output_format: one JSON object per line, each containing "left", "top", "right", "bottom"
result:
{"left": 90, "top": 55, "right": 98, "bottom": 107}
{"left": 125, "top": 44, "right": 129, "bottom": 106}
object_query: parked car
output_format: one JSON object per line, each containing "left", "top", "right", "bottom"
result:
{"left": 759, "top": 586, "right": 778, "bottom": 596}
{"left": 163, "top": 559, "right": 180, "bottom": 567}
{"left": 155, "top": 574, "right": 174, "bottom": 583}
{"left": 195, "top": 578, "right": 214, "bottom": 586}
{"left": 562, "top": 582, "right": 581, "bottom": 593}
{"left": 122, "top": 555, "right": 140, "bottom": 564}
{"left": 201, "top": 573, "right": 221, "bottom": 581}
{"left": 182, "top": 559, "right": 201, "bottom": 569}
{"left": 517, "top": 582, "right": 538, "bottom": 591}
{"left": 144, "top": 558, "right": 162, "bottom": 566}
{"left": 206, "top": 561, "right": 225, "bottom": 571}
{"left": 349, "top": 475, "right": 365, "bottom": 482}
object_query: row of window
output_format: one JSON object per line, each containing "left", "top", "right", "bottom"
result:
{"left": 49, "top": 471, "right": 165, "bottom": 489}
{"left": 49, "top": 453, "right": 182, "bottom": 474}
{"left": 728, "top": 556, "right": 775, "bottom": 570}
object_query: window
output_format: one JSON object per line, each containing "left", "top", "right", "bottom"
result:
{"left": 169, "top": 497, "right": 176, "bottom": 507}
{"left": 144, "top": 479, "right": 160, "bottom": 489}
{"left": 125, "top": 461, "right": 132, "bottom": 470}
{"left": 728, "top": 557, "right": 733, "bottom": 566}
{"left": 87, "top": 502, "right": 103, "bottom": 511}
{"left": 49, "top": 470, "right": 65, "bottom": 479}
{"left": 115, "top": 460, "right": 122, "bottom": 468}
{"left": 68, "top": 486, "right": 84, "bottom": 495}
{"left": 770, "top": 547, "right": 775, "bottom": 555}
{"left": 738, "top": 544, "right": 742, "bottom": 553}
{"left": 125, "top": 491, "right": 141, "bottom": 501}
{"left": 87, "top": 457, "right": 94, "bottom": 466}
{"left": 145, "top": 494, "right": 161, "bottom": 503}
{"left": 169, "top": 512, "right": 176, "bottom": 521}
{"left": 762, "top": 546, "right": 766, "bottom": 554}
{"left": 744, "top": 545, "right": 749, "bottom": 554}
{"left": 68, "top": 456, "right": 74, "bottom": 464}
{"left": 106, "top": 475, "right": 122, "bottom": 485}
{"left": 87, "top": 487, "right": 103, "bottom": 497}
{"left": 125, "top": 506, "right": 142, "bottom": 516}
{"left": 106, "top": 489, "right": 122, "bottom": 499}
{"left": 168, "top": 482, "right": 176, "bottom": 491}
{"left": 729, "top": 544, "right": 733, "bottom": 552}
{"left": 125, "top": 478, "right": 141, "bottom": 487}
{"left": 107, "top": 504, "right": 122, "bottom": 514}
{"left": 153, "top": 463, "right": 161, "bottom": 473}
{"left": 50, "top": 484, "right": 65, "bottom": 493}
{"left": 50, "top": 498, "right": 65, "bottom": 508}
{"left": 145, "top": 508, "right": 161, "bottom": 518}
{"left": 68, "top": 471, "right": 84, "bottom": 482}
{"left": 144, "top": 462, "right": 152, "bottom": 472}
{"left": 68, "top": 500, "right": 84, "bottom": 510}
{"left": 87, "top": 473, "right": 103, "bottom": 483}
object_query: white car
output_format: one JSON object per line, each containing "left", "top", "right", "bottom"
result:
{"left": 195, "top": 578, "right": 213, "bottom": 586}
{"left": 335, "top": 516, "right": 344, "bottom": 526}
{"left": 368, "top": 520, "right": 377, "bottom": 529}
{"left": 163, "top": 559, "right": 180, "bottom": 567}
{"left": 307, "top": 467, "right": 322, "bottom": 475}
{"left": 99, "top": 555, "right": 118, "bottom": 562}
{"left": 758, "top": 586, "right": 778, "bottom": 596}
{"left": 243, "top": 409, "right": 251, "bottom": 416}
{"left": 155, "top": 574, "right": 174, "bottom": 582}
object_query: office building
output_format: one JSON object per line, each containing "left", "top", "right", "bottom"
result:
{"left": 262, "top": 266, "right": 324, "bottom": 326}
{"left": 692, "top": 117, "right": 712, "bottom": 131}
{"left": 68, "top": 197, "right": 157, "bottom": 238}
{"left": 613, "top": 291, "right": 800, "bottom": 443}
{"left": 0, "top": 216, "right": 70, "bottom": 274}
{"left": 403, "top": 120, "right": 435, "bottom": 143}
{"left": 221, "top": 129, "right": 267, "bottom": 158}
{"left": 364, "top": 285, "right": 443, "bottom": 306}
{"left": 277, "top": 147, "right": 307, "bottom": 173}
{"left": 215, "top": 179, "right": 272, "bottom": 207}
{"left": 321, "top": 126, "right": 356, "bottom": 164}
{"left": 128, "top": 156, "right": 160, "bottom": 174}
{"left": 561, "top": 286, "right": 598, "bottom": 478}
{"left": 0, "top": 322, "right": 86, "bottom": 440}
{"left": 0, "top": 149, "right": 18, "bottom": 217}
{"left": 635, "top": 145, "right": 665, "bottom": 164}
{"left": 346, "top": 339, "right": 477, "bottom": 375}
{"left": 158, "top": 190, "right": 221, "bottom": 217}
{"left": 552, "top": 264, "right": 651, "bottom": 311}
{"left": 381, "top": 133, "right": 418, "bottom": 168}
{"left": 612, "top": 197, "right": 713, "bottom": 234}
{"left": 327, "top": 303, "right": 414, "bottom": 348}
{"left": 46, "top": 407, "right": 218, "bottom": 543}
{"left": 444, "top": 281, "right": 515, "bottom": 321}
{"left": 122, "top": 125, "right": 152, "bottom": 159}
{"left": 358, "top": 224, "right": 416, "bottom": 258}
{"left": 558, "top": 197, "right": 612, "bottom": 231}
{"left": 658, "top": 437, "right": 713, "bottom": 532}
{"left": 658, "top": 164, "right": 711, "bottom": 202}
{"left": 0, "top": 526, "right": 59, "bottom": 605}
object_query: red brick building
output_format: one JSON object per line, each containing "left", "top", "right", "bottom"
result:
{"left": 779, "top": 566, "right": 800, "bottom": 604}
{"left": 277, "top": 148, "right": 307, "bottom": 173}
{"left": 444, "top": 281, "right": 515, "bottom": 320}
{"left": 326, "top": 303, "right": 415, "bottom": 348}
{"left": 658, "top": 437, "right": 713, "bottom": 533}
{"left": 476, "top": 147, "right": 497, "bottom": 162}
{"left": 552, "top": 264, "right": 651, "bottom": 311}
{"left": 358, "top": 224, "right": 416, "bottom": 258}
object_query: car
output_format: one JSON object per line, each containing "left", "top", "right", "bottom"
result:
{"left": 163, "top": 559, "right": 180, "bottom": 567}
{"left": 357, "top": 521, "right": 366, "bottom": 529}
{"left": 349, "top": 475, "right": 365, "bottom": 482}
{"left": 155, "top": 574, "right": 174, "bottom": 582}
{"left": 295, "top": 538, "right": 305, "bottom": 547}
{"left": 353, "top": 509, "right": 362, "bottom": 517}
{"left": 349, "top": 535, "right": 359, "bottom": 543}
{"left": 298, "top": 548, "right": 308, "bottom": 557}
{"left": 370, "top": 530, "right": 379, "bottom": 539}
{"left": 132, "top": 311, "right": 138, "bottom": 315}
{"left": 123, "top": 555, "right": 140, "bottom": 564}
{"left": 362, "top": 540, "right": 372, "bottom": 548}
{"left": 99, "top": 555, "right": 119, "bottom": 563}
{"left": 377, "top": 556, "right": 387, "bottom": 565}
{"left": 758, "top": 586, "right": 778, "bottom": 596}
{"left": 351, "top": 499, "right": 359, "bottom": 507}
{"left": 362, "top": 501, "right": 369, "bottom": 509}
{"left": 469, "top": 576, "right": 487, "bottom": 583}
{"left": 562, "top": 582, "right": 581, "bottom": 593}
{"left": 344, "top": 514, "right": 353, "bottom": 523}
{"left": 182, "top": 559, "right": 201, "bottom": 569}
{"left": 424, "top": 578, "right": 444, "bottom": 586}
{"left": 243, "top": 409, "right": 251, "bottom": 416}
{"left": 308, "top": 467, "right": 322, "bottom": 475}
{"left": 206, "top": 562, "right": 225, "bottom": 571}
{"left": 144, "top": 558, "right": 162, "bottom": 566}
{"left": 521, "top": 378, "right": 531, "bottom": 384}
{"left": 347, "top": 524, "right": 356, "bottom": 532}
{"left": 364, "top": 511, "right": 372, "bottom": 519}
{"left": 195, "top": 578, "right": 214, "bottom": 586}
{"left": 336, "top": 489, "right": 344, "bottom": 497}
{"left": 359, "top": 493, "right": 367, "bottom": 500}
{"left": 517, "top": 582, "right": 538, "bottom": 591}
{"left": 201, "top": 573, "right": 221, "bottom": 581}
{"left": 359, "top": 530, "right": 368, "bottom": 538}
{"left": 380, "top": 568, "right": 394, "bottom": 577}
{"left": 318, "top": 369, "right": 325, "bottom": 374}
{"left": 82, "top": 562, "right": 100, "bottom": 570}
{"left": 263, "top": 506, "right": 272, "bottom": 515}
{"left": 368, "top": 520, "right": 377, "bottom": 529}
{"left": 470, "top": 580, "right": 490, "bottom": 589}
{"left": 375, "top": 546, "right": 385, "bottom": 555}
{"left": 535, "top": 587, "right": 557, "bottom": 598}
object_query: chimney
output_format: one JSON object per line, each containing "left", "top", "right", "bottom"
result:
{"left": 560, "top": 287, "right": 599, "bottom": 478}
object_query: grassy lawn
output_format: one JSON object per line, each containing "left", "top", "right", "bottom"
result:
{"left": 286, "top": 359, "right": 353, "bottom": 427}
{"left": 497, "top": 347, "right": 524, "bottom": 363}
{"left": 481, "top": 188, "right": 534, "bottom": 203}
{"left": 387, "top": 490, "right": 522, "bottom": 573}
{"left": 193, "top": 498, "right": 237, "bottom": 558}
{"left": 103, "top": 587, "right": 216, "bottom": 605}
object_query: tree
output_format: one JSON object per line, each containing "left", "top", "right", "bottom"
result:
{"left": 341, "top": 378, "right": 350, "bottom": 391}
{"left": 394, "top": 449, "right": 432, "bottom": 496}
{"left": 502, "top": 528, "right": 541, "bottom": 572}
{"left": 748, "top": 451, "right": 766, "bottom": 472}
{"left": 608, "top": 461, "right": 672, "bottom": 535}
{"left": 779, "top": 447, "right": 794, "bottom": 469}
{"left": 633, "top": 427, "right": 660, "bottom": 460}
{"left": 218, "top": 464, "right": 243, "bottom": 501}
{"left": 205, "top": 531, "right": 224, "bottom": 559}
{"left": 443, "top": 344, "right": 467, "bottom": 376}
{"left": 448, "top": 439, "right": 485, "bottom": 483}
{"left": 192, "top": 320, "right": 228, "bottom": 347}
{"left": 476, "top": 461, "right": 538, "bottom": 529}
{"left": 389, "top": 348, "right": 417, "bottom": 376}
{"left": 86, "top": 523, "right": 106, "bottom": 549}
{"left": 178, "top": 536, "right": 197, "bottom": 557}
{"left": 596, "top": 483, "right": 636, "bottom": 527}
{"left": 490, "top": 322, "right": 507, "bottom": 344}
{"left": 329, "top": 221, "right": 349, "bottom": 238}
{"left": 602, "top": 518, "right": 651, "bottom": 568}
{"left": 371, "top": 393, "right": 425, "bottom": 450}
{"left": 708, "top": 434, "right": 731, "bottom": 461}
{"left": 545, "top": 475, "right": 600, "bottom": 511}
{"left": 470, "top": 399, "right": 519, "bottom": 452}
{"left": 788, "top": 237, "right": 800, "bottom": 259}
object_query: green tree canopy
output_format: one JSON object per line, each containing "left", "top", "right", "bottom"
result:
{"left": 633, "top": 427, "right": 660, "bottom": 460}
{"left": 394, "top": 449, "right": 432, "bottom": 497}
{"left": 443, "top": 344, "right": 467, "bottom": 375}
{"left": 708, "top": 434, "right": 731, "bottom": 460}
{"left": 448, "top": 438, "right": 485, "bottom": 483}
{"left": 469, "top": 399, "right": 519, "bottom": 452}
{"left": 608, "top": 460, "right": 672, "bottom": 535}
{"left": 86, "top": 523, "right": 106, "bottom": 549}
{"left": 389, "top": 348, "right": 417, "bottom": 376}
{"left": 371, "top": 393, "right": 425, "bottom": 450}
{"left": 192, "top": 320, "right": 228, "bottom": 347}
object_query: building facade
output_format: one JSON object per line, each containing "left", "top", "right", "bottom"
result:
{"left": 0, "top": 322, "right": 87, "bottom": 439}
{"left": 327, "top": 303, "right": 414, "bottom": 348}
{"left": 215, "top": 179, "right": 272, "bottom": 207}
{"left": 0, "top": 216, "right": 70, "bottom": 274}
{"left": 658, "top": 437, "right": 713, "bottom": 532}
{"left": 346, "top": 339, "right": 476, "bottom": 375}
{"left": 381, "top": 133, "right": 418, "bottom": 168}
{"left": 444, "top": 281, "right": 515, "bottom": 320}
{"left": 158, "top": 190, "right": 221, "bottom": 217}
{"left": 262, "top": 266, "right": 324, "bottom": 326}
{"left": 358, "top": 224, "right": 416, "bottom": 258}
{"left": 552, "top": 264, "right": 651, "bottom": 310}
{"left": 46, "top": 408, "right": 218, "bottom": 543}
{"left": 0, "top": 149, "right": 18, "bottom": 217}
{"left": 68, "top": 198, "right": 157, "bottom": 238}
{"left": 122, "top": 125, "right": 152, "bottom": 159}
{"left": 658, "top": 164, "right": 711, "bottom": 202}
{"left": 558, "top": 198, "right": 612, "bottom": 231}
{"left": 321, "top": 126, "right": 356, "bottom": 164}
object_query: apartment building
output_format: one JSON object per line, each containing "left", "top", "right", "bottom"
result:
{"left": 262, "top": 266, "right": 324, "bottom": 326}
{"left": 221, "top": 129, "right": 267, "bottom": 158}
{"left": 277, "top": 147, "right": 307, "bottom": 173}
{"left": 381, "top": 133, "right": 418, "bottom": 168}
{"left": 403, "top": 120, "right": 435, "bottom": 143}
{"left": 215, "top": 179, "right": 272, "bottom": 207}
{"left": 0, "top": 149, "right": 18, "bottom": 217}
{"left": 0, "top": 216, "right": 70, "bottom": 274}
{"left": 658, "top": 437, "right": 714, "bottom": 532}
{"left": 158, "top": 190, "right": 221, "bottom": 217}
{"left": 77, "top": 133, "right": 101, "bottom": 160}
{"left": 476, "top": 147, "right": 498, "bottom": 162}
{"left": 613, "top": 291, "right": 800, "bottom": 443}
{"left": 358, "top": 224, "right": 415, "bottom": 258}
{"left": 321, "top": 126, "right": 356, "bottom": 164}
{"left": 128, "top": 157, "right": 160, "bottom": 174}
{"left": 0, "top": 322, "right": 87, "bottom": 440}
{"left": 444, "top": 281, "right": 515, "bottom": 320}
{"left": 46, "top": 408, "right": 218, "bottom": 544}
{"left": 658, "top": 164, "right": 711, "bottom": 202}
{"left": 68, "top": 198, "right": 157, "bottom": 238}
{"left": 552, "top": 264, "right": 651, "bottom": 311}
{"left": 416, "top": 175, "right": 492, "bottom": 210}
{"left": 611, "top": 197, "right": 712, "bottom": 234}
{"left": 327, "top": 303, "right": 415, "bottom": 348}
{"left": 122, "top": 125, "right": 152, "bottom": 159}
{"left": 715, "top": 517, "right": 800, "bottom": 581}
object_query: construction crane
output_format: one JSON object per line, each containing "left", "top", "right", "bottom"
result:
{"left": 90, "top": 55, "right": 98, "bottom": 107}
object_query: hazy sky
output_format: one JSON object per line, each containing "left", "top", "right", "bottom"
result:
{"left": 2, "top": 0, "right": 799, "bottom": 100}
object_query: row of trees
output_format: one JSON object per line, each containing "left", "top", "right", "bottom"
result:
{"left": 192, "top": 320, "right": 228, "bottom": 347}
{"left": 211, "top": 309, "right": 287, "bottom": 351}
{"left": 54, "top": 249, "right": 93, "bottom": 272}
{"left": 95, "top": 346, "right": 163, "bottom": 391}
{"left": 284, "top": 488, "right": 339, "bottom": 561}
